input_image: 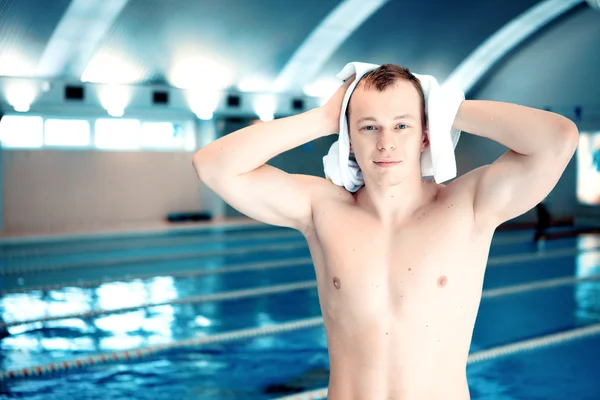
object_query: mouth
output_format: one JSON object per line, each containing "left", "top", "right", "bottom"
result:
{"left": 374, "top": 161, "right": 401, "bottom": 168}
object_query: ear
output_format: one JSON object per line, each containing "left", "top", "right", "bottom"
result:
{"left": 420, "top": 130, "right": 430, "bottom": 152}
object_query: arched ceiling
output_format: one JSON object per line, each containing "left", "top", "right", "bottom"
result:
{"left": 0, "top": 0, "right": 596, "bottom": 99}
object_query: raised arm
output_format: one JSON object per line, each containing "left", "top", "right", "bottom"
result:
{"left": 452, "top": 100, "right": 579, "bottom": 228}
{"left": 192, "top": 79, "right": 353, "bottom": 233}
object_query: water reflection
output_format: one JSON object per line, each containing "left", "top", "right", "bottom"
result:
{"left": 184, "top": 269, "right": 222, "bottom": 335}
{"left": 2, "top": 334, "right": 40, "bottom": 351}
{"left": 1, "top": 293, "right": 52, "bottom": 323}
{"left": 146, "top": 276, "right": 178, "bottom": 303}
{"left": 99, "top": 334, "right": 144, "bottom": 350}
{"left": 95, "top": 311, "right": 146, "bottom": 333}
{"left": 252, "top": 312, "right": 276, "bottom": 348}
{"left": 193, "top": 315, "right": 212, "bottom": 327}
{"left": 574, "top": 243, "right": 600, "bottom": 324}
{"left": 7, "top": 321, "right": 42, "bottom": 335}
{"left": 45, "top": 318, "right": 90, "bottom": 332}
{"left": 39, "top": 336, "right": 94, "bottom": 351}
{"left": 96, "top": 280, "right": 147, "bottom": 310}
{"left": 93, "top": 276, "right": 178, "bottom": 346}
{"left": 143, "top": 306, "right": 175, "bottom": 337}
{"left": 1, "top": 287, "right": 93, "bottom": 325}
{"left": 578, "top": 234, "right": 600, "bottom": 251}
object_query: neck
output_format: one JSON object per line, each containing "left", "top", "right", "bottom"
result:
{"left": 356, "top": 172, "right": 435, "bottom": 225}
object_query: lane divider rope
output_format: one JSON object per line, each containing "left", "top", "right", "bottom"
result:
{"left": 1, "top": 281, "right": 318, "bottom": 328}
{"left": 0, "top": 229, "right": 535, "bottom": 259}
{"left": 0, "top": 316, "right": 325, "bottom": 381}
{"left": 4, "top": 242, "right": 598, "bottom": 298}
{"left": 481, "top": 273, "right": 600, "bottom": 298}
{"left": 4, "top": 317, "right": 600, "bottom": 386}
{"left": 5, "top": 271, "right": 600, "bottom": 329}
{"left": 4, "top": 232, "right": 593, "bottom": 278}
{"left": 0, "top": 257, "right": 314, "bottom": 296}
{"left": 0, "top": 240, "right": 309, "bottom": 277}
{"left": 486, "top": 246, "right": 587, "bottom": 266}
{"left": 0, "top": 220, "right": 265, "bottom": 246}
{"left": 0, "top": 230, "right": 301, "bottom": 260}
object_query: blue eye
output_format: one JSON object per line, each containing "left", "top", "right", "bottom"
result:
{"left": 397, "top": 124, "right": 407, "bottom": 129}
{"left": 362, "top": 126, "right": 375, "bottom": 131}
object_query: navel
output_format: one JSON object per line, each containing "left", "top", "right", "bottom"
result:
{"left": 333, "top": 277, "right": 341, "bottom": 289}
{"left": 438, "top": 275, "right": 448, "bottom": 288}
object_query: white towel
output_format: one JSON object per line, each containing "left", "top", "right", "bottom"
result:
{"left": 323, "top": 62, "right": 465, "bottom": 192}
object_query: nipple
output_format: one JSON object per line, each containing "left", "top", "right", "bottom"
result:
{"left": 333, "top": 277, "right": 341, "bottom": 289}
{"left": 438, "top": 275, "right": 448, "bottom": 288}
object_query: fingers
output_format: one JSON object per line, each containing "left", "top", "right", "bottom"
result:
{"left": 342, "top": 74, "right": 356, "bottom": 88}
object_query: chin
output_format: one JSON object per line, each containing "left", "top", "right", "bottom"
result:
{"left": 373, "top": 174, "right": 405, "bottom": 187}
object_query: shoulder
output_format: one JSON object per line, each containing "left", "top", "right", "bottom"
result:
{"left": 292, "top": 174, "right": 354, "bottom": 230}
{"left": 294, "top": 174, "right": 355, "bottom": 204}
{"left": 436, "top": 165, "right": 497, "bottom": 210}
{"left": 440, "top": 166, "right": 489, "bottom": 197}
{"left": 291, "top": 174, "right": 353, "bottom": 202}
{"left": 437, "top": 165, "right": 499, "bottom": 229}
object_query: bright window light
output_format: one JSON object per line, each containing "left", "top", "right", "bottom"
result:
{"left": 183, "top": 126, "right": 196, "bottom": 151}
{"left": 5, "top": 81, "right": 38, "bottom": 112}
{"left": 254, "top": 95, "right": 276, "bottom": 122}
{"left": 0, "top": 116, "right": 43, "bottom": 148}
{"left": 95, "top": 118, "right": 141, "bottom": 149}
{"left": 169, "top": 56, "right": 232, "bottom": 90}
{"left": 577, "top": 131, "right": 600, "bottom": 205}
{"left": 44, "top": 119, "right": 91, "bottom": 147}
{"left": 81, "top": 53, "right": 142, "bottom": 84}
{"left": 141, "top": 122, "right": 183, "bottom": 148}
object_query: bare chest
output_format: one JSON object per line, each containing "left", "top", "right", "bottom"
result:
{"left": 307, "top": 200, "right": 492, "bottom": 323}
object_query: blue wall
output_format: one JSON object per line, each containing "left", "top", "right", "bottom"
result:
{"left": 461, "top": 5, "right": 600, "bottom": 220}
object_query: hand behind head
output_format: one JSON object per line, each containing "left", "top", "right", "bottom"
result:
{"left": 321, "top": 74, "right": 356, "bottom": 134}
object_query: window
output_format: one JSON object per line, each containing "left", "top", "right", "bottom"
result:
{"left": 577, "top": 131, "right": 600, "bottom": 205}
{"left": 44, "top": 119, "right": 91, "bottom": 147}
{"left": 140, "top": 121, "right": 195, "bottom": 151}
{"left": 141, "top": 122, "right": 182, "bottom": 148}
{"left": 95, "top": 118, "right": 141, "bottom": 149}
{"left": 0, "top": 115, "right": 195, "bottom": 151}
{"left": 0, "top": 115, "right": 43, "bottom": 148}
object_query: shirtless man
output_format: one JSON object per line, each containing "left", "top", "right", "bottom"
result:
{"left": 192, "top": 64, "right": 578, "bottom": 399}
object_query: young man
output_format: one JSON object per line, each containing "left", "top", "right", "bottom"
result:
{"left": 192, "top": 64, "right": 578, "bottom": 399}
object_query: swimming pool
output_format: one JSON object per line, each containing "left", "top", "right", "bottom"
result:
{"left": 1, "top": 223, "right": 599, "bottom": 399}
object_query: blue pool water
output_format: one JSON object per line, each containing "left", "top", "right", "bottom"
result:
{"left": 0, "top": 224, "right": 599, "bottom": 399}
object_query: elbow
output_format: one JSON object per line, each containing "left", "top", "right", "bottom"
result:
{"left": 549, "top": 117, "right": 579, "bottom": 158}
{"left": 192, "top": 151, "right": 216, "bottom": 184}
{"left": 558, "top": 118, "right": 580, "bottom": 155}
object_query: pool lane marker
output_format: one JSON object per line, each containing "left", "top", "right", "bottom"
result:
{"left": 0, "top": 230, "right": 302, "bottom": 260}
{"left": 486, "top": 246, "right": 592, "bottom": 266}
{"left": 0, "top": 220, "right": 267, "bottom": 246}
{"left": 3, "top": 319, "right": 600, "bottom": 383}
{"left": 4, "top": 241, "right": 598, "bottom": 296}
{"left": 0, "top": 317, "right": 324, "bottom": 380}
{"left": 0, "top": 240, "right": 310, "bottom": 276}
{"left": 4, "top": 271, "right": 600, "bottom": 329}
{"left": 4, "top": 230, "right": 594, "bottom": 277}
{"left": 0, "top": 229, "right": 533, "bottom": 260}
{"left": 1, "top": 280, "right": 318, "bottom": 328}
{"left": 273, "top": 322, "right": 600, "bottom": 400}
{"left": 0, "top": 256, "right": 314, "bottom": 296}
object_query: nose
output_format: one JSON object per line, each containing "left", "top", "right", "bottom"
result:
{"left": 377, "top": 130, "right": 396, "bottom": 151}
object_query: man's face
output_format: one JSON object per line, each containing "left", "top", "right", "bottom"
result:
{"left": 347, "top": 79, "right": 428, "bottom": 187}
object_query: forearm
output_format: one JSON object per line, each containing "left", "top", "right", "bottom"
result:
{"left": 193, "top": 107, "right": 333, "bottom": 179}
{"left": 452, "top": 100, "right": 578, "bottom": 156}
